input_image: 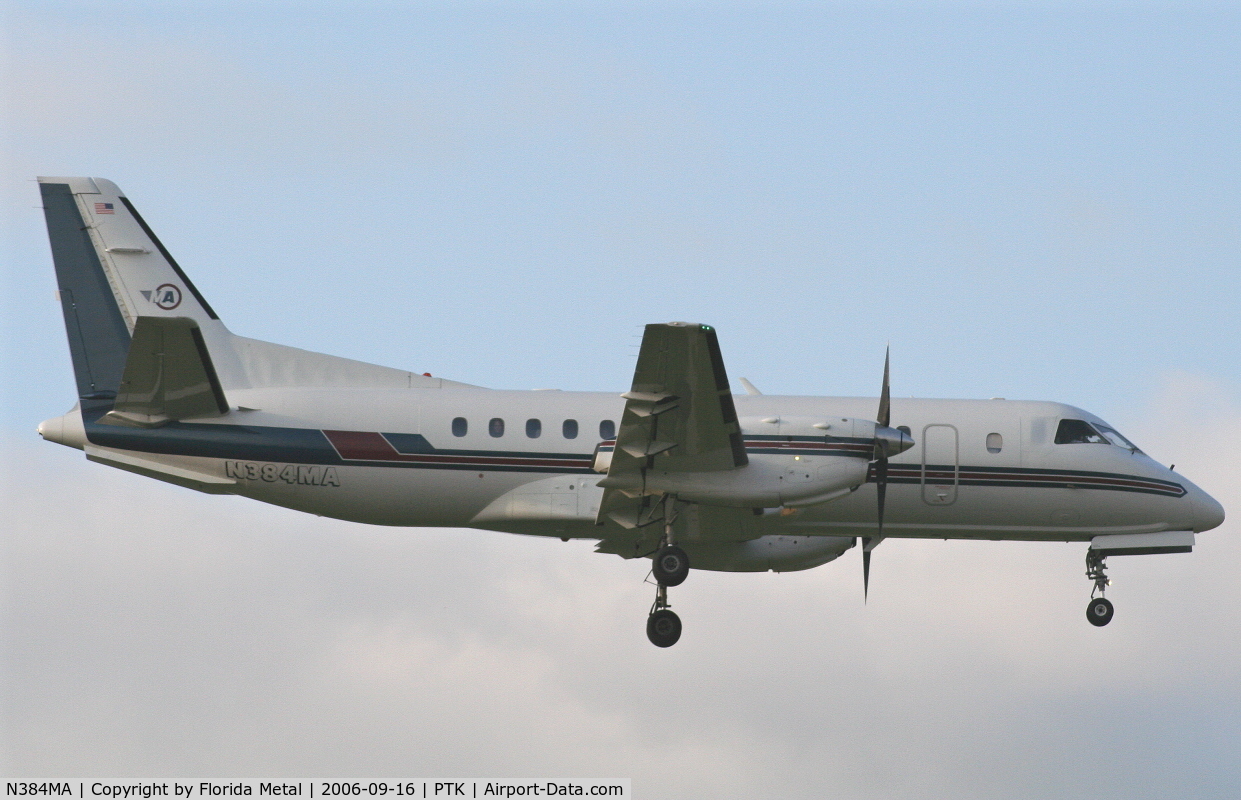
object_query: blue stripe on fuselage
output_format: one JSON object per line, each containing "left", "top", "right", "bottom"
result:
{"left": 81, "top": 412, "right": 1186, "bottom": 493}
{"left": 85, "top": 408, "right": 342, "bottom": 465}
{"left": 83, "top": 411, "right": 596, "bottom": 473}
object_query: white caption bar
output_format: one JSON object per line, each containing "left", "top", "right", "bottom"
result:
{"left": 6, "top": 782, "right": 632, "bottom": 800}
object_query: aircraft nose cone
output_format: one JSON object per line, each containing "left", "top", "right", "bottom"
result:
{"left": 874, "top": 425, "right": 915, "bottom": 459}
{"left": 1193, "top": 487, "right": 1226, "bottom": 532}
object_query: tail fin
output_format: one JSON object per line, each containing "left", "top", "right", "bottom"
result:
{"left": 39, "top": 177, "right": 220, "bottom": 398}
{"left": 41, "top": 177, "right": 450, "bottom": 396}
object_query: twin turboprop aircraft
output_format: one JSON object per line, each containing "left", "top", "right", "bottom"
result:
{"left": 36, "top": 177, "right": 1226, "bottom": 647}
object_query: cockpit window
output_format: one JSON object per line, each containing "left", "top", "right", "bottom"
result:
{"left": 1094, "top": 424, "right": 1141, "bottom": 452}
{"left": 1054, "top": 418, "right": 1139, "bottom": 451}
{"left": 1055, "top": 419, "right": 1109, "bottom": 444}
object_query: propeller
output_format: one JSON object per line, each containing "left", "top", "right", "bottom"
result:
{"left": 864, "top": 347, "right": 912, "bottom": 600}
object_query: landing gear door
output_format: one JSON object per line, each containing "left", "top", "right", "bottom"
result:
{"left": 921, "top": 424, "right": 959, "bottom": 505}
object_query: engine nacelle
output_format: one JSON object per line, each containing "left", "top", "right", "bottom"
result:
{"left": 678, "top": 535, "right": 856, "bottom": 572}
{"left": 600, "top": 415, "right": 913, "bottom": 509}
{"left": 601, "top": 415, "right": 881, "bottom": 508}
{"left": 642, "top": 455, "right": 869, "bottom": 508}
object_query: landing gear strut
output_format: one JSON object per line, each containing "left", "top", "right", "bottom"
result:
{"left": 1085, "top": 550, "right": 1115, "bottom": 627}
{"left": 646, "top": 498, "right": 688, "bottom": 647}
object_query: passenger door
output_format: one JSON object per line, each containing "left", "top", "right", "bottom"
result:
{"left": 921, "top": 424, "right": 959, "bottom": 505}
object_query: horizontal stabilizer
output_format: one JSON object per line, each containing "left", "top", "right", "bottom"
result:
{"left": 85, "top": 445, "right": 236, "bottom": 494}
{"left": 102, "top": 316, "right": 229, "bottom": 427}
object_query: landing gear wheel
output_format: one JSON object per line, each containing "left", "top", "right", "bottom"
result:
{"left": 652, "top": 545, "right": 690, "bottom": 587}
{"left": 647, "top": 609, "right": 682, "bottom": 647}
{"left": 1087, "top": 597, "right": 1114, "bottom": 627}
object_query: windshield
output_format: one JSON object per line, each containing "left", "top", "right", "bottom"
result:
{"left": 1055, "top": 419, "right": 1108, "bottom": 444}
{"left": 1054, "top": 418, "right": 1141, "bottom": 451}
{"left": 1093, "top": 423, "right": 1142, "bottom": 452}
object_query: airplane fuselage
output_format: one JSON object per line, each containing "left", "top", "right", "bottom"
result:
{"left": 45, "top": 386, "right": 1211, "bottom": 550}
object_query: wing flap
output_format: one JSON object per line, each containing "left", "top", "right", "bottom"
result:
{"left": 620, "top": 440, "right": 678, "bottom": 458}
{"left": 594, "top": 502, "right": 763, "bottom": 558}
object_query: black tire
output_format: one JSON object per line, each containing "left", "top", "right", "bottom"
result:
{"left": 1086, "top": 597, "right": 1114, "bottom": 627}
{"left": 652, "top": 545, "right": 690, "bottom": 587}
{"left": 646, "top": 609, "right": 682, "bottom": 647}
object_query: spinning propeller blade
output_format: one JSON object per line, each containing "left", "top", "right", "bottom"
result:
{"left": 863, "top": 545, "right": 872, "bottom": 600}
{"left": 875, "top": 346, "right": 891, "bottom": 538}
{"left": 865, "top": 346, "right": 902, "bottom": 601}
{"left": 878, "top": 347, "right": 891, "bottom": 429}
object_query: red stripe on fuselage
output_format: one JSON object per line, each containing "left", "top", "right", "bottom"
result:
{"left": 323, "top": 430, "right": 400, "bottom": 460}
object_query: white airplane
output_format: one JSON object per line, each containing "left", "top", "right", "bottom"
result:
{"left": 35, "top": 176, "right": 1225, "bottom": 647}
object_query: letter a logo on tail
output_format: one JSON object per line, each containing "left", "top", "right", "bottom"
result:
{"left": 154, "top": 284, "right": 182, "bottom": 310}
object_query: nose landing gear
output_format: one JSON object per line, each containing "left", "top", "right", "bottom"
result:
{"left": 1085, "top": 550, "right": 1114, "bottom": 627}
{"left": 1087, "top": 596, "right": 1114, "bottom": 627}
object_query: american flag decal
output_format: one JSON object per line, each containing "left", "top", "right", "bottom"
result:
{"left": 95, "top": 202, "right": 114, "bottom": 214}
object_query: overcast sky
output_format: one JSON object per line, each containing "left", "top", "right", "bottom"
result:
{"left": 2, "top": 2, "right": 1239, "bottom": 797}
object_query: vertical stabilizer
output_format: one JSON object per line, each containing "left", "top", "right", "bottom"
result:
{"left": 40, "top": 177, "right": 446, "bottom": 395}
{"left": 39, "top": 177, "right": 222, "bottom": 398}
{"left": 40, "top": 179, "right": 131, "bottom": 397}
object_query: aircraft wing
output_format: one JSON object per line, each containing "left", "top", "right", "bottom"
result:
{"left": 607, "top": 321, "right": 746, "bottom": 476}
{"left": 595, "top": 322, "right": 750, "bottom": 550}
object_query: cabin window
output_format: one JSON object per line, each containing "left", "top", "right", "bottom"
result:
{"left": 1055, "top": 419, "right": 1108, "bottom": 445}
{"left": 986, "top": 433, "right": 1002, "bottom": 453}
{"left": 451, "top": 417, "right": 467, "bottom": 437}
{"left": 526, "top": 418, "right": 542, "bottom": 438}
{"left": 563, "top": 419, "right": 578, "bottom": 439}
{"left": 600, "top": 420, "right": 616, "bottom": 440}
{"left": 489, "top": 418, "right": 505, "bottom": 438}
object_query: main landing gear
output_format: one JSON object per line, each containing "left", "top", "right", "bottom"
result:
{"left": 647, "top": 584, "right": 682, "bottom": 647}
{"left": 646, "top": 502, "right": 688, "bottom": 647}
{"left": 652, "top": 544, "right": 689, "bottom": 586}
{"left": 1085, "top": 550, "right": 1115, "bottom": 627}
